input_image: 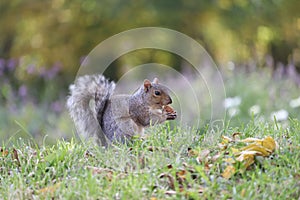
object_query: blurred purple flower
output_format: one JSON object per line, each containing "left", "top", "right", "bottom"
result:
{"left": 7, "top": 58, "right": 18, "bottom": 71}
{"left": 27, "top": 64, "right": 36, "bottom": 74}
{"left": 18, "top": 85, "right": 27, "bottom": 98}
{"left": 44, "top": 63, "right": 62, "bottom": 80}
{"left": 41, "top": 63, "right": 62, "bottom": 80}
{"left": 51, "top": 101, "right": 63, "bottom": 113}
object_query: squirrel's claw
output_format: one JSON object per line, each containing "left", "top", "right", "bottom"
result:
{"left": 166, "top": 113, "right": 177, "bottom": 120}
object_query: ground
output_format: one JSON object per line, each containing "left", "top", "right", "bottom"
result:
{"left": 1, "top": 119, "right": 299, "bottom": 199}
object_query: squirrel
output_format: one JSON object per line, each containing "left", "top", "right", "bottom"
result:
{"left": 66, "top": 74, "right": 177, "bottom": 146}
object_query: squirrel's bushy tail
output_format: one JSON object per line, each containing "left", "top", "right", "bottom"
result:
{"left": 66, "top": 74, "right": 115, "bottom": 146}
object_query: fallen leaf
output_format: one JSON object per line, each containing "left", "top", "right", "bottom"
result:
{"left": 218, "top": 142, "right": 228, "bottom": 150}
{"left": 188, "top": 148, "right": 198, "bottom": 157}
{"left": 239, "top": 144, "right": 270, "bottom": 156}
{"left": 230, "top": 148, "right": 239, "bottom": 154}
{"left": 165, "top": 190, "right": 176, "bottom": 195}
{"left": 221, "top": 135, "right": 278, "bottom": 177}
{"left": 159, "top": 173, "right": 175, "bottom": 190}
{"left": 176, "top": 169, "right": 187, "bottom": 186}
{"left": 167, "top": 164, "right": 173, "bottom": 169}
{"left": 38, "top": 182, "right": 61, "bottom": 195}
{"left": 12, "top": 148, "right": 20, "bottom": 166}
{"left": 222, "top": 135, "right": 233, "bottom": 143}
{"left": 223, "top": 157, "right": 235, "bottom": 164}
{"left": 236, "top": 152, "right": 255, "bottom": 168}
{"left": 222, "top": 165, "right": 236, "bottom": 179}
{"left": 232, "top": 132, "right": 241, "bottom": 140}
{"left": 196, "top": 149, "right": 210, "bottom": 164}
{"left": 86, "top": 166, "right": 113, "bottom": 174}
{"left": 1, "top": 147, "right": 8, "bottom": 157}
{"left": 261, "top": 136, "right": 276, "bottom": 152}
{"left": 240, "top": 137, "right": 262, "bottom": 143}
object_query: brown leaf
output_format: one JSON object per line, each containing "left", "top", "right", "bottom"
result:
{"left": 232, "top": 132, "right": 241, "bottom": 140}
{"left": 1, "top": 147, "right": 9, "bottom": 157}
{"left": 147, "top": 146, "right": 156, "bottom": 152}
{"left": 176, "top": 169, "right": 187, "bottom": 185}
{"left": 188, "top": 148, "right": 198, "bottom": 157}
{"left": 12, "top": 148, "right": 20, "bottom": 166}
{"left": 159, "top": 173, "right": 175, "bottom": 190}
{"left": 167, "top": 164, "right": 173, "bottom": 169}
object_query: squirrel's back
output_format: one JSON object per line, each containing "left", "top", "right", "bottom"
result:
{"left": 66, "top": 74, "right": 115, "bottom": 146}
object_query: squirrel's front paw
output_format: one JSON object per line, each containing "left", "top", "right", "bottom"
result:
{"left": 163, "top": 105, "right": 177, "bottom": 120}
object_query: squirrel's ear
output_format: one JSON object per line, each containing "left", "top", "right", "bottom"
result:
{"left": 153, "top": 78, "right": 159, "bottom": 84}
{"left": 143, "top": 79, "right": 152, "bottom": 92}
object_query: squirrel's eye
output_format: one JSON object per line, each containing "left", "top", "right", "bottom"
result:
{"left": 155, "top": 91, "right": 161, "bottom": 96}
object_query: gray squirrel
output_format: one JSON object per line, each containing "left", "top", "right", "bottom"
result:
{"left": 67, "top": 74, "right": 177, "bottom": 146}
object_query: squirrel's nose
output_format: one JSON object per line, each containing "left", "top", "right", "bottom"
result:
{"left": 168, "top": 97, "right": 172, "bottom": 104}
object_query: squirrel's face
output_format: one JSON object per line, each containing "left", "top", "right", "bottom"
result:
{"left": 143, "top": 78, "right": 172, "bottom": 106}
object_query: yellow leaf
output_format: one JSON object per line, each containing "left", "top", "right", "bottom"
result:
{"left": 261, "top": 136, "right": 276, "bottom": 152}
{"left": 218, "top": 142, "right": 228, "bottom": 150}
{"left": 240, "top": 144, "right": 270, "bottom": 156}
{"left": 38, "top": 182, "right": 61, "bottom": 195}
{"left": 240, "top": 137, "right": 261, "bottom": 143}
{"left": 188, "top": 149, "right": 199, "bottom": 157}
{"left": 222, "top": 165, "right": 236, "bottom": 179}
{"left": 222, "top": 135, "right": 233, "bottom": 143}
{"left": 231, "top": 147, "right": 239, "bottom": 154}
{"left": 1, "top": 148, "right": 8, "bottom": 157}
{"left": 223, "top": 157, "right": 235, "bottom": 164}
{"left": 241, "top": 188, "right": 246, "bottom": 197}
{"left": 236, "top": 152, "right": 255, "bottom": 168}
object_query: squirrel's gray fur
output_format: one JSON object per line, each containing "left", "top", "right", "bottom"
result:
{"left": 67, "top": 74, "right": 176, "bottom": 146}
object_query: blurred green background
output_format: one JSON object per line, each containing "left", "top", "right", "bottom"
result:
{"left": 1, "top": 0, "right": 300, "bottom": 144}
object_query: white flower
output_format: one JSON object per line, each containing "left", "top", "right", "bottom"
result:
{"left": 228, "top": 107, "right": 240, "bottom": 117}
{"left": 248, "top": 105, "right": 261, "bottom": 116}
{"left": 270, "top": 109, "right": 289, "bottom": 121}
{"left": 289, "top": 97, "right": 300, "bottom": 108}
{"left": 223, "top": 96, "right": 241, "bottom": 109}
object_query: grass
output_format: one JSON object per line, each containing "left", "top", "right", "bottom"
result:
{"left": 1, "top": 119, "right": 300, "bottom": 199}
{"left": 1, "top": 69, "right": 300, "bottom": 199}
